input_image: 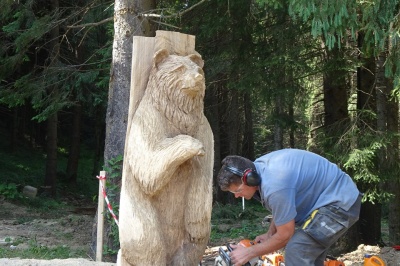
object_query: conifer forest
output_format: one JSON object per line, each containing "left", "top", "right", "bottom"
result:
{"left": 1, "top": 0, "right": 400, "bottom": 257}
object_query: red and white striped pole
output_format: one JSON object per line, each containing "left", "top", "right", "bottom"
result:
{"left": 97, "top": 176, "right": 119, "bottom": 226}
{"left": 96, "top": 171, "right": 120, "bottom": 261}
{"left": 96, "top": 170, "right": 106, "bottom": 262}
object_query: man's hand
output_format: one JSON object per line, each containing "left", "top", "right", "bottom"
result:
{"left": 254, "top": 233, "right": 269, "bottom": 243}
{"left": 230, "top": 219, "right": 295, "bottom": 265}
{"left": 229, "top": 244, "right": 252, "bottom": 266}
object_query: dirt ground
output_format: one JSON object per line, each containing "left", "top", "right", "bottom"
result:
{"left": 1, "top": 200, "right": 399, "bottom": 266}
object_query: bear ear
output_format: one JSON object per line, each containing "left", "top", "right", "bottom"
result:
{"left": 153, "top": 49, "right": 169, "bottom": 68}
{"left": 188, "top": 54, "right": 204, "bottom": 68}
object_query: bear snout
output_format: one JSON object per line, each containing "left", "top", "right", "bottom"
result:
{"left": 181, "top": 73, "right": 204, "bottom": 97}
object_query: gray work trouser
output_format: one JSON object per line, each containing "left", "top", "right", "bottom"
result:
{"left": 284, "top": 194, "right": 362, "bottom": 266}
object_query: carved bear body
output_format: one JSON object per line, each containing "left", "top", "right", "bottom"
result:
{"left": 118, "top": 49, "right": 214, "bottom": 266}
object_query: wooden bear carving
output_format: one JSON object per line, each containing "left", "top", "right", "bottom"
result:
{"left": 117, "top": 49, "right": 214, "bottom": 266}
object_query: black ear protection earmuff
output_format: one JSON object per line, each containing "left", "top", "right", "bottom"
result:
{"left": 225, "top": 165, "right": 261, "bottom": 187}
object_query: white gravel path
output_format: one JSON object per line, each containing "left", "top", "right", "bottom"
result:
{"left": 0, "top": 258, "right": 116, "bottom": 266}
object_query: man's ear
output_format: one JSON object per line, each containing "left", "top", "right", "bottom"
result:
{"left": 188, "top": 54, "right": 204, "bottom": 68}
{"left": 153, "top": 49, "right": 169, "bottom": 68}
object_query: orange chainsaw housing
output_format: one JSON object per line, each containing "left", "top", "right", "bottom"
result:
{"left": 261, "top": 253, "right": 285, "bottom": 265}
{"left": 324, "top": 260, "right": 345, "bottom": 266}
{"left": 238, "top": 239, "right": 284, "bottom": 266}
{"left": 238, "top": 239, "right": 256, "bottom": 247}
{"left": 237, "top": 239, "right": 344, "bottom": 266}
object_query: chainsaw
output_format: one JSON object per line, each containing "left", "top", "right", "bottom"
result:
{"left": 214, "top": 239, "right": 285, "bottom": 266}
{"left": 214, "top": 239, "right": 345, "bottom": 266}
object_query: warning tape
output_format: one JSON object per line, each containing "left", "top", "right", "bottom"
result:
{"left": 97, "top": 175, "right": 119, "bottom": 226}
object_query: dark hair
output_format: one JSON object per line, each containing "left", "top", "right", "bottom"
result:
{"left": 217, "top": 155, "right": 255, "bottom": 191}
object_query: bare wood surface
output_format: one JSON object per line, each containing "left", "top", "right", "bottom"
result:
{"left": 155, "top": 30, "right": 197, "bottom": 56}
{"left": 119, "top": 30, "right": 213, "bottom": 265}
{"left": 126, "top": 31, "right": 197, "bottom": 143}
{"left": 125, "top": 36, "right": 155, "bottom": 142}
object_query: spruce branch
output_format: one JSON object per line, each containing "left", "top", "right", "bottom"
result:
{"left": 67, "top": 17, "right": 113, "bottom": 29}
{"left": 67, "top": 0, "right": 208, "bottom": 29}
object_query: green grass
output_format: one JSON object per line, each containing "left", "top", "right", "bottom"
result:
{"left": 0, "top": 238, "right": 86, "bottom": 259}
{"left": 0, "top": 147, "right": 46, "bottom": 188}
{"left": 0, "top": 128, "right": 117, "bottom": 260}
{"left": 0, "top": 138, "right": 100, "bottom": 203}
{"left": 210, "top": 200, "right": 271, "bottom": 244}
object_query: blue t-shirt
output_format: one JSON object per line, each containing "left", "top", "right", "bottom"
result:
{"left": 254, "top": 149, "right": 360, "bottom": 226}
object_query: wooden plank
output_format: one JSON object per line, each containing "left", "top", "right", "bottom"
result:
{"left": 125, "top": 36, "right": 156, "bottom": 145}
{"left": 155, "top": 30, "right": 198, "bottom": 55}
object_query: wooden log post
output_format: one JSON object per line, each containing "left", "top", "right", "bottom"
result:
{"left": 96, "top": 170, "right": 106, "bottom": 262}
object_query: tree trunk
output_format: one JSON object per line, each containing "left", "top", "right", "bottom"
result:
{"left": 321, "top": 45, "right": 357, "bottom": 253}
{"left": 43, "top": 0, "right": 60, "bottom": 198}
{"left": 357, "top": 48, "right": 382, "bottom": 245}
{"left": 225, "top": 89, "right": 240, "bottom": 204}
{"left": 11, "top": 107, "right": 18, "bottom": 153}
{"left": 104, "top": 0, "right": 156, "bottom": 168}
{"left": 359, "top": 201, "right": 382, "bottom": 245}
{"left": 387, "top": 97, "right": 400, "bottom": 245}
{"left": 44, "top": 113, "right": 58, "bottom": 197}
{"left": 92, "top": 104, "right": 105, "bottom": 176}
{"left": 274, "top": 94, "right": 284, "bottom": 150}
{"left": 97, "top": 0, "right": 156, "bottom": 260}
{"left": 288, "top": 102, "right": 294, "bottom": 148}
{"left": 307, "top": 88, "right": 324, "bottom": 154}
{"left": 66, "top": 102, "right": 82, "bottom": 185}
{"left": 227, "top": 89, "right": 240, "bottom": 155}
{"left": 322, "top": 46, "right": 349, "bottom": 139}
{"left": 377, "top": 52, "right": 400, "bottom": 245}
{"left": 242, "top": 92, "right": 255, "bottom": 160}
{"left": 385, "top": 28, "right": 400, "bottom": 246}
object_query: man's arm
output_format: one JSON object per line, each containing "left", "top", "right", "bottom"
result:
{"left": 255, "top": 218, "right": 277, "bottom": 243}
{"left": 230, "top": 219, "right": 295, "bottom": 265}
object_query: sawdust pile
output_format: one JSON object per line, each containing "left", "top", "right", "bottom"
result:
{"left": 337, "top": 244, "right": 400, "bottom": 266}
